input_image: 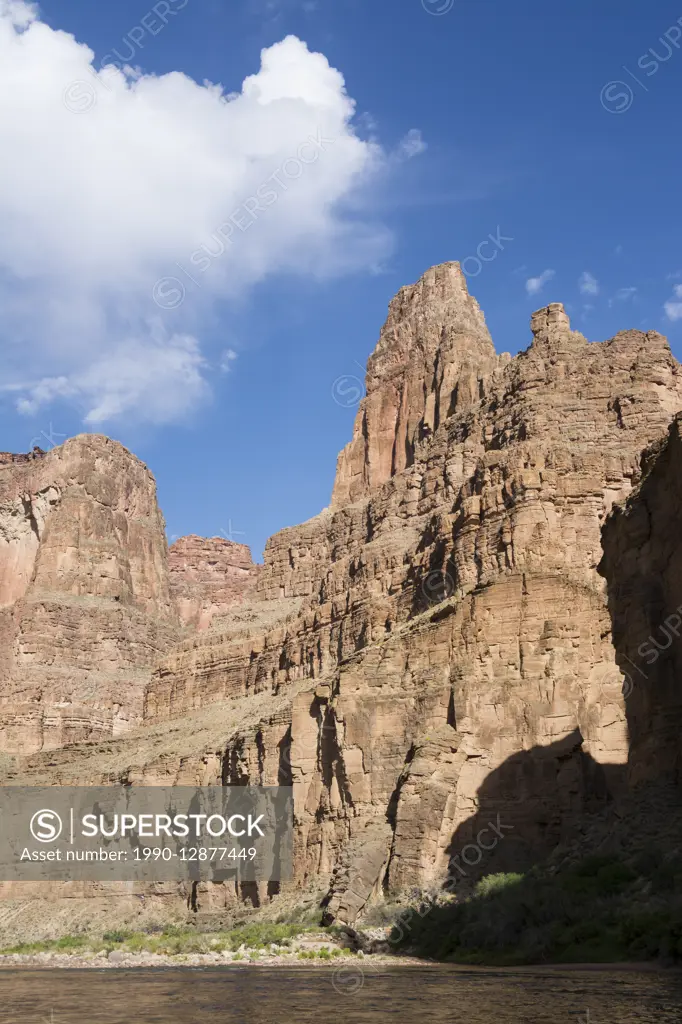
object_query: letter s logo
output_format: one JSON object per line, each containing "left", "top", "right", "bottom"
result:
{"left": 30, "top": 809, "right": 63, "bottom": 843}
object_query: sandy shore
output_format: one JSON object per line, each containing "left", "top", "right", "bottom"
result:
{"left": 0, "top": 950, "right": 432, "bottom": 970}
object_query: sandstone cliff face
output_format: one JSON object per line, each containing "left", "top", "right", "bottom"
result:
{"left": 600, "top": 412, "right": 682, "bottom": 788}
{"left": 168, "top": 535, "right": 258, "bottom": 631}
{"left": 0, "top": 435, "right": 178, "bottom": 752}
{"left": 60, "top": 265, "right": 682, "bottom": 922}
{"left": 332, "top": 262, "right": 498, "bottom": 507}
{"left": 3, "top": 262, "right": 682, "bottom": 931}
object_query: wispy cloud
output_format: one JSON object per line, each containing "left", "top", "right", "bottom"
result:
{"left": 526, "top": 269, "right": 555, "bottom": 296}
{"left": 608, "top": 287, "right": 637, "bottom": 307}
{"left": 579, "top": 271, "right": 599, "bottom": 296}
{"left": 664, "top": 284, "right": 682, "bottom": 322}
{"left": 248, "top": 0, "right": 319, "bottom": 16}
{"left": 219, "top": 349, "right": 238, "bottom": 373}
{"left": 397, "top": 128, "right": 427, "bottom": 161}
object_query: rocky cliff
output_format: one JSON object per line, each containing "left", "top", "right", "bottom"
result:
{"left": 600, "top": 412, "right": 682, "bottom": 789}
{"left": 0, "top": 435, "right": 178, "bottom": 752}
{"left": 2, "top": 262, "right": 682, "bottom": 936}
{"left": 169, "top": 535, "right": 258, "bottom": 631}
{"left": 138, "top": 265, "right": 682, "bottom": 919}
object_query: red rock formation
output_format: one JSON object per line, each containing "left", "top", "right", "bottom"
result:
{"left": 168, "top": 535, "right": 258, "bottom": 631}
{"left": 3, "top": 262, "right": 682, "bottom": 934}
{"left": 333, "top": 261, "right": 497, "bottom": 506}
{"left": 0, "top": 448, "right": 46, "bottom": 467}
{"left": 0, "top": 434, "right": 178, "bottom": 752}
{"left": 139, "top": 264, "right": 682, "bottom": 919}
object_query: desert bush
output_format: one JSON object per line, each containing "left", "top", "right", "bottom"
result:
{"left": 390, "top": 854, "right": 680, "bottom": 965}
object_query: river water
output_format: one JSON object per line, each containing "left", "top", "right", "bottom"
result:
{"left": 0, "top": 965, "right": 681, "bottom": 1023}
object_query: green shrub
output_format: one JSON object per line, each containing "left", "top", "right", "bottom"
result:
{"left": 54, "top": 935, "right": 88, "bottom": 950}
{"left": 219, "top": 922, "right": 312, "bottom": 951}
{"left": 390, "top": 853, "right": 680, "bottom": 965}
{"left": 474, "top": 873, "right": 524, "bottom": 898}
{"left": 102, "top": 930, "right": 132, "bottom": 945}
{"left": 1, "top": 935, "right": 88, "bottom": 955}
{"left": 562, "top": 855, "right": 636, "bottom": 898}
{"left": 620, "top": 908, "right": 682, "bottom": 960}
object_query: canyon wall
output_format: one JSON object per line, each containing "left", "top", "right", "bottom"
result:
{"left": 140, "top": 265, "right": 682, "bottom": 918}
{"left": 2, "top": 262, "right": 682, "bottom": 929}
{"left": 168, "top": 535, "right": 258, "bottom": 631}
{"left": 0, "top": 435, "right": 178, "bottom": 752}
{"left": 600, "top": 412, "right": 682, "bottom": 788}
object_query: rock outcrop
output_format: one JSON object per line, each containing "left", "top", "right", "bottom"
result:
{"left": 2, "top": 262, "right": 682, "bottom": 933}
{"left": 0, "top": 434, "right": 178, "bottom": 752}
{"left": 332, "top": 262, "right": 498, "bottom": 506}
{"left": 600, "top": 412, "right": 682, "bottom": 788}
{"left": 168, "top": 535, "right": 258, "bottom": 631}
{"left": 139, "top": 265, "right": 682, "bottom": 919}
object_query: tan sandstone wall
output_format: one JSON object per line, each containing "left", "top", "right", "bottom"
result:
{"left": 0, "top": 434, "right": 178, "bottom": 752}
{"left": 3, "top": 262, "right": 682, "bottom": 928}
{"left": 136, "top": 263, "right": 682, "bottom": 918}
{"left": 168, "top": 535, "right": 258, "bottom": 631}
{"left": 600, "top": 412, "right": 682, "bottom": 788}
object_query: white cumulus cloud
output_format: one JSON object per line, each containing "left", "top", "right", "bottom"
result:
{"left": 526, "top": 269, "right": 555, "bottom": 296}
{"left": 579, "top": 271, "right": 599, "bottom": 296}
{"left": 0, "top": 0, "right": 392, "bottom": 425}
{"left": 665, "top": 284, "right": 682, "bottom": 322}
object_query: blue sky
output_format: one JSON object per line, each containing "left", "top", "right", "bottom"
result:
{"left": 1, "top": 0, "right": 681, "bottom": 558}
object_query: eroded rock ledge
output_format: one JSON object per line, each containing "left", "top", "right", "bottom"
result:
{"left": 169, "top": 535, "right": 259, "bottom": 632}
{"left": 2, "top": 261, "right": 682, "bottom": 933}
{"left": 0, "top": 434, "right": 178, "bottom": 753}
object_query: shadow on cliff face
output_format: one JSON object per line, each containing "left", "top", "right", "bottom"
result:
{"left": 406, "top": 531, "right": 458, "bottom": 618}
{"left": 387, "top": 416, "right": 682, "bottom": 962}
{"left": 388, "top": 732, "right": 682, "bottom": 964}
{"left": 598, "top": 418, "right": 682, "bottom": 787}
{"left": 440, "top": 729, "right": 625, "bottom": 891}
{"left": 407, "top": 417, "right": 682, "bottom": 903}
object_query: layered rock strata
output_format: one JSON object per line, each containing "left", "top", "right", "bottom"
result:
{"left": 3, "top": 262, "right": 682, "bottom": 930}
{"left": 168, "top": 535, "right": 258, "bottom": 631}
{"left": 0, "top": 435, "right": 178, "bottom": 752}
{"left": 141, "top": 265, "right": 682, "bottom": 919}
{"left": 600, "top": 412, "right": 682, "bottom": 787}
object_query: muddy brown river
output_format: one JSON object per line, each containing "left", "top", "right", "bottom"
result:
{"left": 0, "top": 964, "right": 681, "bottom": 1023}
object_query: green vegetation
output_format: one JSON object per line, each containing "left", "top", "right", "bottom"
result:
{"left": 297, "top": 947, "right": 348, "bottom": 960}
{"left": 473, "top": 872, "right": 524, "bottom": 898}
{"left": 0, "top": 921, "right": 343, "bottom": 959}
{"left": 103, "top": 929, "right": 134, "bottom": 944}
{"left": 9, "top": 852, "right": 679, "bottom": 967}
{"left": 361, "top": 902, "right": 407, "bottom": 927}
{"left": 390, "top": 855, "right": 682, "bottom": 964}
{"left": 1, "top": 934, "right": 89, "bottom": 956}
{"left": 274, "top": 904, "right": 325, "bottom": 927}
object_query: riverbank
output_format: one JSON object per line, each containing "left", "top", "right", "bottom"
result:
{"left": 0, "top": 948, "right": 429, "bottom": 969}
{"left": 0, "top": 951, "right": 674, "bottom": 972}
{"left": 0, "top": 921, "right": 401, "bottom": 970}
